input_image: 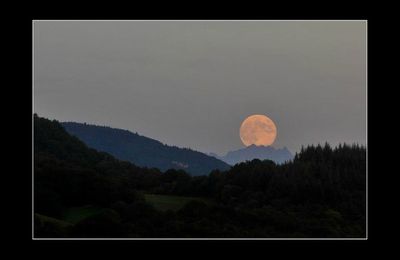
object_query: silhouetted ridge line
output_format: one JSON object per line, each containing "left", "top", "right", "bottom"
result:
{"left": 215, "top": 145, "right": 293, "bottom": 165}
{"left": 61, "top": 121, "right": 231, "bottom": 176}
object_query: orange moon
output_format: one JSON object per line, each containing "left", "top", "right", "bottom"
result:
{"left": 240, "top": 114, "right": 277, "bottom": 146}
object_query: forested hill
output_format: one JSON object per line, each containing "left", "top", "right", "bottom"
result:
{"left": 34, "top": 114, "right": 366, "bottom": 238}
{"left": 61, "top": 122, "right": 230, "bottom": 176}
{"left": 34, "top": 114, "right": 163, "bottom": 216}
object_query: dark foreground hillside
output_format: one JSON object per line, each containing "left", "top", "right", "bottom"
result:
{"left": 34, "top": 115, "right": 366, "bottom": 238}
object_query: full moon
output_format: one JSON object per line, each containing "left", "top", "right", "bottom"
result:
{"left": 240, "top": 114, "right": 277, "bottom": 146}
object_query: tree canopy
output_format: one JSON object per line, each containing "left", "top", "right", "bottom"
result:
{"left": 34, "top": 114, "right": 366, "bottom": 238}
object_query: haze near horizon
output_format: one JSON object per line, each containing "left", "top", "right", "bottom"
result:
{"left": 34, "top": 20, "right": 367, "bottom": 154}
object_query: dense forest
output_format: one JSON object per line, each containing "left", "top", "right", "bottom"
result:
{"left": 34, "top": 114, "right": 366, "bottom": 238}
{"left": 61, "top": 122, "right": 230, "bottom": 175}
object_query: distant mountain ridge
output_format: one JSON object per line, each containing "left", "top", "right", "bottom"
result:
{"left": 213, "top": 145, "right": 293, "bottom": 165}
{"left": 61, "top": 122, "right": 230, "bottom": 176}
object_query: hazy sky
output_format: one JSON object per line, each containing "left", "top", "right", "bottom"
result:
{"left": 33, "top": 20, "right": 367, "bottom": 155}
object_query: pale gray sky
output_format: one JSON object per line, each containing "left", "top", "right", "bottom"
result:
{"left": 33, "top": 20, "right": 367, "bottom": 155}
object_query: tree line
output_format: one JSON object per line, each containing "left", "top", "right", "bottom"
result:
{"left": 34, "top": 114, "right": 366, "bottom": 238}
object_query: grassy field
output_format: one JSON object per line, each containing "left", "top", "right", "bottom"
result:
{"left": 62, "top": 205, "right": 103, "bottom": 224}
{"left": 35, "top": 213, "right": 73, "bottom": 227}
{"left": 37, "top": 195, "right": 212, "bottom": 229}
{"left": 144, "top": 193, "right": 213, "bottom": 212}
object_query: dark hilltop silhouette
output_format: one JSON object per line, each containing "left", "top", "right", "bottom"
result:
{"left": 34, "top": 114, "right": 366, "bottom": 238}
{"left": 62, "top": 122, "right": 231, "bottom": 176}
